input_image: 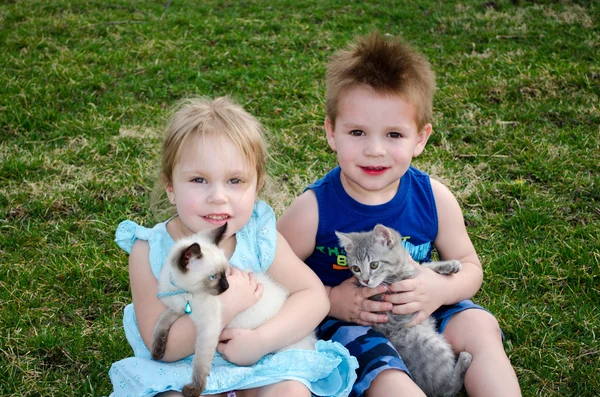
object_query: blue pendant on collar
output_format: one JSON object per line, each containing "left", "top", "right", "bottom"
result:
{"left": 156, "top": 272, "right": 193, "bottom": 315}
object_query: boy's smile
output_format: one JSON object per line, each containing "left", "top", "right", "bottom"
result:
{"left": 325, "top": 84, "right": 431, "bottom": 205}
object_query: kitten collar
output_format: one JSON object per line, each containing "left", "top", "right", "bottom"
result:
{"left": 156, "top": 272, "right": 193, "bottom": 315}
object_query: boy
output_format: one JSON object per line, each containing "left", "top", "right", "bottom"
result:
{"left": 277, "top": 32, "right": 521, "bottom": 397}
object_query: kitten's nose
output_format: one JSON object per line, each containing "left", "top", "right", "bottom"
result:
{"left": 219, "top": 277, "right": 229, "bottom": 292}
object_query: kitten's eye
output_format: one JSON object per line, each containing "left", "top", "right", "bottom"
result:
{"left": 351, "top": 265, "right": 361, "bottom": 273}
{"left": 370, "top": 261, "right": 379, "bottom": 269}
{"left": 208, "top": 274, "right": 217, "bottom": 281}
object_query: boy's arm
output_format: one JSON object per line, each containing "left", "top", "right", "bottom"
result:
{"left": 278, "top": 191, "right": 391, "bottom": 325}
{"left": 276, "top": 190, "right": 319, "bottom": 262}
{"left": 384, "top": 178, "right": 483, "bottom": 325}
{"left": 431, "top": 178, "right": 483, "bottom": 301}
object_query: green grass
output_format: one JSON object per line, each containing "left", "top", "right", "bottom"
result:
{"left": 1, "top": 0, "right": 598, "bottom": 395}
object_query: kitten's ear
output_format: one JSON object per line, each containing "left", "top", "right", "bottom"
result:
{"left": 178, "top": 243, "right": 202, "bottom": 272}
{"left": 210, "top": 223, "right": 228, "bottom": 245}
{"left": 335, "top": 231, "right": 354, "bottom": 250}
{"left": 372, "top": 224, "right": 396, "bottom": 248}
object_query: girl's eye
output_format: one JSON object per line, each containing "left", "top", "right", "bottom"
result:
{"left": 351, "top": 265, "right": 361, "bottom": 273}
{"left": 229, "top": 178, "right": 242, "bottom": 185}
{"left": 349, "top": 130, "right": 365, "bottom": 136}
{"left": 370, "top": 261, "right": 379, "bottom": 269}
{"left": 208, "top": 274, "right": 217, "bottom": 281}
{"left": 388, "top": 132, "right": 401, "bottom": 138}
{"left": 192, "top": 177, "right": 206, "bottom": 184}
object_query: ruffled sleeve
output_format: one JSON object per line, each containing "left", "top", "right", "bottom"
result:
{"left": 115, "top": 220, "right": 151, "bottom": 254}
{"left": 230, "top": 201, "right": 277, "bottom": 273}
{"left": 114, "top": 219, "right": 173, "bottom": 279}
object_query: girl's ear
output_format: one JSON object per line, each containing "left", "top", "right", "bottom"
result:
{"left": 325, "top": 117, "right": 337, "bottom": 152}
{"left": 166, "top": 184, "right": 175, "bottom": 204}
{"left": 413, "top": 123, "right": 432, "bottom": 158}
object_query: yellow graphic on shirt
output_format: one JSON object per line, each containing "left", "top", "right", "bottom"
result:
{"left": 316, "top": 235, "right": 429, "bottom": 271}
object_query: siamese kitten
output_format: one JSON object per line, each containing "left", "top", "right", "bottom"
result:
{"left": 151, "top": 224, "right": 316, "bottom": 397}
{"left": 336, "top": 224, "right": 472, "bottom": 397}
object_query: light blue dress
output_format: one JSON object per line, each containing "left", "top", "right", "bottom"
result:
{"left": 108, "top": 201, "right": 358, "bottom": 397}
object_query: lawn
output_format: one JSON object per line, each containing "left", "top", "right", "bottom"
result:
{"left": 1, "top": 0, "right": 598, "bottom": 396}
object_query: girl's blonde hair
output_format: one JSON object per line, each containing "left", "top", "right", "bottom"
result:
{"left": 151, "top": 96, "right": 267, "bottom": 218}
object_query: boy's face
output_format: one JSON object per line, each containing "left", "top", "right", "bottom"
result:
{"left": 325, "top": 84, "right": 431, "bottom": 204}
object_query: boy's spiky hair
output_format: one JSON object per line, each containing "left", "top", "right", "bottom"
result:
{"left": 326, "top": 32, "right": 435, "bottom": 130}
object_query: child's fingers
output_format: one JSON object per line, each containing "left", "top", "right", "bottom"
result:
{"left": 359, "top": 311, "right": 389, "bottom": 324}
{"left": 361, "top": 284, "right": 388, "bottom": 299}
{"left": 362, "top": 298, "right": 392, "bottom": 313}
{"left": 254, "top": 282, "right": 264, "bottom": 298}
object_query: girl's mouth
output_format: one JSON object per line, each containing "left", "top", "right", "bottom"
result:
{"left": 203, "top": 214, "right": 231, "bottom": 224}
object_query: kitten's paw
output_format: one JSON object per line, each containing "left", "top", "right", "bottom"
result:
{"left": 438, "top": 260, "right": 462, "bottom": 275}
{"left": 457, "top": 351, "right": 473, "bottom": 371}
{"left": 150, "top": 333, "right": 168, "bottom": 361}
{"left": 182, "top": 382, "right": 204, "bottom": 397}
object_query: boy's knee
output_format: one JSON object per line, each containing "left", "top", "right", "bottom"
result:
{"left": 445, "top": 309, "right": 503, "bottom": 349}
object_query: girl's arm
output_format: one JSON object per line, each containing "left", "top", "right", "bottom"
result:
{"left": 129, "top": 240, "right": 197, "bottom": 362}
{"left": 129, "top": 240, "right": 261, "bottom": 362}
{"left": 217, "top": 232, "right": 330, "bottom": 366}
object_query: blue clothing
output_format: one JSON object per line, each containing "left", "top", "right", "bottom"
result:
{"left": 108, "top": 201, "right": 358, "bottom": 397}
{"left": 305, "top": 166, "right": 437, "bottom": 287}
{"left": 305, "top": 167, "right": 491, "bottom": 397}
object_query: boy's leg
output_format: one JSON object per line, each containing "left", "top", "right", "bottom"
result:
{"left": 365, "top": 369, "right": 426, "bottom": 397}
{"left": 318, "top": 317, "right": 425, "bottom": 397}
{"left": 442, "top": 308, "right": 521, "bottom": 397}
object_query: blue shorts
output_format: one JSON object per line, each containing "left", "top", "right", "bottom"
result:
{"left": 316, "top": 299, "right": 491, "bottom": 397}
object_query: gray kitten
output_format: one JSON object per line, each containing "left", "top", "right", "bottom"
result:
{"left": 152, "top": 224, "right": 316, "bottom": 397}
{"left": 336, "top": 224, "right": 472, "bottom": 397}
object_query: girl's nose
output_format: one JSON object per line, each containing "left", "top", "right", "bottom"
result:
{"left": 207, "top": 184, "right": 228, "bottom": 204}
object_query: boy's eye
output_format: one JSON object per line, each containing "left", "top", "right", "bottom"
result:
{"left": 192, "top": 177, "right": 206, "bottom": 183}
{"left": 388, "top": 132, "right": 401, "bottom": 138}
{"left": 370, "top": 261, "right": 379, "bottom": 269}
{"left": 351, "top": 265, "right": 361, "bottom": 273}
{"left": 349, "top": 130, "right": 365, "bottom": 136}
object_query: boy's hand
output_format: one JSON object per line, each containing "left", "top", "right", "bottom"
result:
{"left": 329, "top": 277, "right": 393, "bottom": 325}
{"left": 219, "top": 268, "right": 263, "bottom": 327}
{"left": 383, "top": 264, "right": 450, "bottom": 327}
{"left": 217, "top": 328, "right": 267, "bottom": 366}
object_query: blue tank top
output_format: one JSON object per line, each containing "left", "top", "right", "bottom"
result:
{"left": 305, "top": 166, "right": 438, "bottom": 287}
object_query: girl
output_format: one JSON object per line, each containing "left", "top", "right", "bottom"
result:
{"left": 108, "top": 97, "right": 357, "bottom": 397}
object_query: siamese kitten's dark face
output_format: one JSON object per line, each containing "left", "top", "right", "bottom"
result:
{"left": 177, "top": 243, "right": 229, "bottom": 296}
{"left": 171, "top": 223, "right": 231, "bottom": 296}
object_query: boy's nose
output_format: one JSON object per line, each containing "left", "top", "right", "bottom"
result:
{"left": 364, "top": 138, "right": 385, "bottom": 156}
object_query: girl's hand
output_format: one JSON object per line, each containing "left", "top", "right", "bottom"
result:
{"left": 329, "top": 277, "right": 393, "bottom": 325}
{"left": 219, "top": 268, "right": 263, "bottom": 327}
{"left": 383, "top": 263, "right": 450, "bottom": 327}
{"left": 217, "top": 328, "right": 267, "bottom": 366}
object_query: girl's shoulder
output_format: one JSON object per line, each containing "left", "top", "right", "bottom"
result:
{"left": 231, "top": 201, "right": 277, "bottom": 273}
{"left": 115, "top": 219, "right": 173, "bottom": 254}
{"left": 115, "top": 219, "right": 174, "bottom": 278}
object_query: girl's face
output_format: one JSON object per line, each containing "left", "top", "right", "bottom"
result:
{"left": 166, "top": 135, "right": 258, "bottom": 238}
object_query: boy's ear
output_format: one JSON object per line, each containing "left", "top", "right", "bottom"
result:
{"left": 412, "top": 123, "right": 432, "bottom": 157}
{"left": 325, "top": 117, "right": 337, "bottom": 152}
